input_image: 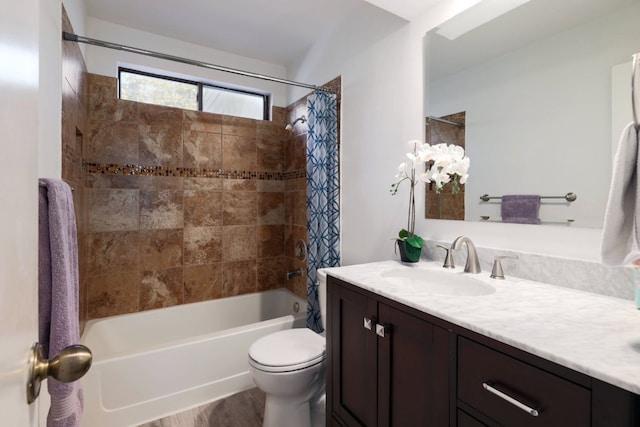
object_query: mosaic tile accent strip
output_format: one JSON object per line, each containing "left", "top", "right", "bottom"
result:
{"left": 85, "top": 162, "right": 306, "bottom": 180}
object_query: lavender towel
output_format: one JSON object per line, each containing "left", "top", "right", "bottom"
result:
{"left": 601, "top": 122, "right": 640, "bottom": 265}
{"left": 501, "top": 194, "right": 541, "bottom": 224}
{"left": 39, "top": 179, "right": 84, "bottom": 427}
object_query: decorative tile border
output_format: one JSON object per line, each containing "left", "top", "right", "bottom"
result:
{"left": 85, "top": 162, "right": 306, "bottom": 180}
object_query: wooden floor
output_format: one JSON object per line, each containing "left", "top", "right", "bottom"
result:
{"left": 138, "top": 388, "right": 265, "bottom": 427}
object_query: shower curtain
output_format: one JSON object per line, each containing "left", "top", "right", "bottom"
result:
{"left": 306, "top": 91, "right": 340, "bottom": 333}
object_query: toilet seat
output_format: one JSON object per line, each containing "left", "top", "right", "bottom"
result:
{"left": 249, "top": 328, "right": 326, "bottom": 373}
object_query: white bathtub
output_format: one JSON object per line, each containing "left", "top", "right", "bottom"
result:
{"left": 80, "top": 289, "right": 307, "bottom": 427}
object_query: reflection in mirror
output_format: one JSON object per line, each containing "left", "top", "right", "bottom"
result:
{"left": 425, "top": 0, "right": 640, "bottom": 228}
{"left": 425, "top": 112, "right": 466, "bottom": 220}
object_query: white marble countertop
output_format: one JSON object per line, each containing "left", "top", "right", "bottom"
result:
{"left": 321, "top": 260, "right": 640, "bottom": 395}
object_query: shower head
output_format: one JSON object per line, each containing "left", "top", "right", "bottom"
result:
{"left": 285, "top": 115, "right": 307, "bottom": 131}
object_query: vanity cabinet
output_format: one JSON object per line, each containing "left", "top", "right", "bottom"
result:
{"left": 327, "top": 277, "right": 450, "bottom": 426}
{"left": 327, "top": 275, "right": 640, "bottom": 427}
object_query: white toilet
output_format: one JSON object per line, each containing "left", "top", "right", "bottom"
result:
{"left": 248, "top": 271, "right": 328, "bottom": 427}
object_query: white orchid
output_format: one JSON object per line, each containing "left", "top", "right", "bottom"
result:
{"left": 459, "top": 173, "right": 469, "bottom": 185}
{"left": 391, "top": 140, "right": 470, "bottom": 244}
{"left": 414, "top": 143, "right": 470, "bottom": 192}
{"left": 448, "top": 156, "right": 471, "bottom": 177}
{"left": 396, "top": 162, "right": 408, "bottom": 179}
{"left": 422, "top": 167, "right": 452, "bottom": 189}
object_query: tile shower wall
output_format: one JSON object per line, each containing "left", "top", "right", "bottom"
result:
{"left": 425, "top": 112, "right": 466, "bottom": 220}
{"left": 283, "top": 100, "right": 309, "bottom": 299}
{"left": 84, "top": 74, "right": 293, "bottom": 319}
{"left": 61, "top": 5, "right": 89, "bottom": 329}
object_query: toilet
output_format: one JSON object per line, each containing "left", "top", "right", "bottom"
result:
{"left": 248, "top": 270, "right": 328, "bottom": 427}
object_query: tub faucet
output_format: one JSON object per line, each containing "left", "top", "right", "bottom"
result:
{"left": 451, "top": 236, "right": 481, "bottom": 274}
{"left": 287, "top": 268, "right": 304, "bottom": 280}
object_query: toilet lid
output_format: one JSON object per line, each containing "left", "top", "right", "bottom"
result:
{"left": 249, "top": 328, "right": 325, "bottom": 369}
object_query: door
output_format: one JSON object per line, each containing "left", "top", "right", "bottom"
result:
{"left": 0, "top": 0, "right": 42, "bottom": 424}
{"left": 329, "top": 279, "right": 378, "bottom": 426}
{"left": 377, "top": 304, "right": 450, "bottom": 427}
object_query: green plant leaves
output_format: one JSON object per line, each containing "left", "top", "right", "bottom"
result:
{"left": 398, "top": 229, "right": 423, "bottom": 249}
{"left": 406, "top": 235, "right": 424, "bottom": 249}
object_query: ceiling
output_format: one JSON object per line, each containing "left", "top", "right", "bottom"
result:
{"left": 428, "top": 0, "right": 640, "bottom": 80}
{"left": 84, "top": 0, "right": 639, "bottom": 82}
{"left": 84, "top": 0, "right": 413, "bottom": 67}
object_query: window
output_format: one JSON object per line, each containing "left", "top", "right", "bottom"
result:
{"left": 118, "top": 68, "right": 270, "bottom": 120}
{"left": 202, "top": 85, "right": 266, "bottom": 119}
{"left": 119, "top": 69, "right": 198, "bottom": 111}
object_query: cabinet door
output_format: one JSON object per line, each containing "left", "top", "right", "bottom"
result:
{"left": 378, "top": 303, "right": 450, "bottom": 427}
{"left": 330, "top": 282, "right": 378, "bottom": 426}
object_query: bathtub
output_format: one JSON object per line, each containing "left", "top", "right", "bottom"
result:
{"left": 80, "top": 289, "right": 307, "bottom": 427}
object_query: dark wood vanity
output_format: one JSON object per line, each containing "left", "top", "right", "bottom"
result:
{"left": 327, "top": 276, "right": 640, "bottom": 427}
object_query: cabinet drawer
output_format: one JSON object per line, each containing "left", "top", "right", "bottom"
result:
{"left": 458, "top": 337, "right": 590, "bottom": 427}
{"left": 458, "top": 410, "right": 487, "bottom": 427}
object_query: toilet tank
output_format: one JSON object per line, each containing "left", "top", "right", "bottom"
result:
{"left": 317, "top": 269, "right": 328, "bottom": 333}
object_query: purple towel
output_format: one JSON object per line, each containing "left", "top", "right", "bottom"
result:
{"left": 39, "top": 179, "right": 84, "bottom": 427}
{"left": 501, "top": 194, "right": 541, "bottom": 224}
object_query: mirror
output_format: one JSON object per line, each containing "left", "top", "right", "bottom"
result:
{"left": 425, "top": 0, "right": 640, "bottom": 228}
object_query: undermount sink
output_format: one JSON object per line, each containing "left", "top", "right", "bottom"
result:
{"left": 380, "top": 268, "right": 495, "bottom": 296}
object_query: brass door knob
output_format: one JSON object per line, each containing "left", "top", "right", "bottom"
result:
{"left": 27, "top": 342, "right": 92, "bottom": 404}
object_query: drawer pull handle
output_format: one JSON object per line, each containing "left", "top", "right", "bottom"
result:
{"left": 482, "top": 382, "right": 540, "bottom": 417}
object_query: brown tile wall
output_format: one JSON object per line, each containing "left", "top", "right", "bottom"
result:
{"left": 60, "top": 0, "right": 341, "bottom": 322}
{"left": 83, "top": 72, "right": 340, "bottom": 320}
{"left": 425, "top": 112, "right": 466, "bottom": 221}
{"left": 283, "top": 101, "right": 308, "bottom": 298}
{"left": 61, "top": 5, "right": 89, "bottom": 330}
{"left": 84, "top": 74, "right": 294, "bottom": 319}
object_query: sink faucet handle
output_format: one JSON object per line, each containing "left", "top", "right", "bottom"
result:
{"left": 451, "top": 236, "right": 482, "bottom": 274}
{"left": 436, "top": 245, "right": 456, "bottom": 269}
{"left": 490, "top": 255, "right": 519, "bottom": 280}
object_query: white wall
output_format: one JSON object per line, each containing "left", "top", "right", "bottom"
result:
{"left": 288, "top": 1, "right": 487, "bottom": 265}
{"left": 429, "top": 3, "right": 640, "bottom": 229}
{"left": 38, "top": 0, "right": 62, "bottom": 178}
{"left": 289, "top": 4, "right": 422, "bottom": 266}
{"left": 290, "top": 0, "right": 613, "bottom": 263}
{"left": 85, "top": 18, "right": 290, "bottom": 107}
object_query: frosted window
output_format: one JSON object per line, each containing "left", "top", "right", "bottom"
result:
{"left": 202, "top": 86, "right": 266, "bottom": 120}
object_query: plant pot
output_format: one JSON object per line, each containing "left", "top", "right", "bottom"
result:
{"left": 397, "top": 239, "right": 422, "bottom": 263}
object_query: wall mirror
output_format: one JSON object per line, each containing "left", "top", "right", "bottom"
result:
{"left": 425, "top": 0, "right": 640, "bottom": 228}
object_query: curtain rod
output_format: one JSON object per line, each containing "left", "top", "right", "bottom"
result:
{"left": 62, "top": 32, "right": 336, "bottom": 94}
{"left": 426, "top": 116, "right": 463, "bottom": 127}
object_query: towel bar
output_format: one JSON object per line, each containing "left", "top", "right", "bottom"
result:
{"left": 39, "top": 180, "right": 74, "bottom": 192}
{"left": 480, "top": 216, "right": 575, "bottom": 224}
{"left": 479, "top": 193, "right": 576, "bottom": 202}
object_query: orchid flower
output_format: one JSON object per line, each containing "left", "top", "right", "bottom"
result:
{"left": 391, "top": 140, "right": 470, "bottom": 241}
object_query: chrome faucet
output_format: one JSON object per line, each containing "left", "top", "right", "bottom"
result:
{"left": 451, "top": 236, "right": 481, "bottom": 274}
